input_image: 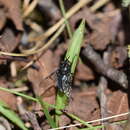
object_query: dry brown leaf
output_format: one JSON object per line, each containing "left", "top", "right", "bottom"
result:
{"left": 66, "top": 88, "right": 99, "bottom": 122}
{"left": 106, "top": 124, "right": 123, "bottom": 130}
{"left": 0, "top": 79, "right": 17, "bottom": 110}
{"left": 0, "top": 8, "right": 6, "bottom": 30}
{"left": 70, "top": 8, "right": 121, "bottom": 50}
{"left": 0, "top": 28, "right": 19, "bottom": 52}
{"left": 87, "top": 10, "right": 121, "bottom": 50}
{"left": 75, "top": 62, "right": 94, "bottom": 81}
{"left": 0, "top": 0, "right": 23, "bottom": 31}
{"left": 59, "top": 115, "right": 71, "bottom": 127}
{"left": 0, "top": 28, "right": 21, "bottom": 64}
{"left": 0, "top": 90, "right": 17, "bottom": 110}
{"left": 27, "top": 50, "right": 56, "bottom": 105}
{"left": 107, "top": 90, "right": 128, "bottom": 121}
{"left": 110, "top": 46, "right": 127, "bottom": 68}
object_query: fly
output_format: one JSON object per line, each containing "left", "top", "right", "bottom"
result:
{"left": 56, "top": 58, "right": 73, "bottom": 96}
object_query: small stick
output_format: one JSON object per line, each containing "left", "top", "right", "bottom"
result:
{"left": 17, "top": 97, "right": 41, "bottom": 130}
{"left": 97, "top": 77, "right": 108, "bottom": 129}
{"left": 0, "top": 56, "right": 29, "bottom": 62}
{"left": 0, "top": 117, "right": 11, "bottom": 130}
{"left": 83, "top": 44, "right": 128, "bottom": 88}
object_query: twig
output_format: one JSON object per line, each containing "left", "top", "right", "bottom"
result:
{"left": 23, "top": 0, "right": 39, "bottom": 18}
{"left": 90, "top": 0, "right": 109, "bottom": 12}
{"left": 49, "top": 112, "right": 129, "bottom": 130}
{"left": 59, "top": 0, "right": 72, "bottom": 38}
{"left": 10, "top": 86, "right": 28, "bottom": 92}
{"left": 83, "top": 44, "right": 128, "bottom": 88}
{"left": 0, "top": 24, "right": 65, "bottom": 56}
{"left": 29, "top": 0, "right": 92, "bottom": 42}
{"left": 0, "top": 116, "right": 11, "bottom": 130}
{"left": 0, "top": 56, "right": 29, "bottom": 62}
{"left": 23, "top": 0, "right": 30, "bottom": 10}
{"left": 24, "top": 111, "right": 41, "bottom": 130}
{"left": 17, "top": 97, "right": 41, "bottom": 130}
{"left": 98, "top": 77, "right": 108, "bottom": 129}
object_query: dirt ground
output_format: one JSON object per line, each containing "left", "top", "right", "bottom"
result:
{"left": 0, "top": 0, "right": 129, "bottom": 130}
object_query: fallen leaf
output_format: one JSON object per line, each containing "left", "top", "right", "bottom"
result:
{"left": 0, "top": 28, "right": 21, "bottom": 64}
{"left": 87, "top": 10, "right": 121, "bottom": 50}
{"left": 66, "top": 87, "right": 99, "bottom": 122}
{"left": 27, "top": 50, "right": 56, "bottom": 105}
{"left": 0, "top": 0, "right": 23, "bottom": 31}
{"left": 70, "top": 7, "right": 121, "bottom": 50}
{"left": 0, "top": 28, "right": 19, "bottom": 52}
{"left": 110, "top": 46, "right": 127, "bottom": 68}
{"left": 0, "top": 8, "right": 6, "bottom": 30}
{"left": 107, "top": 90, "right": 128, "bottom": 121}
{"left": 0, "top": 79, "right": 17, "bottom": 110}
{"left": 75, "top": 61, "right": 94, "bottom": 81}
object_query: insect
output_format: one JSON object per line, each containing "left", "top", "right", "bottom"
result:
{"left": 56, "top": 58, "right": 73, "bottom": 96}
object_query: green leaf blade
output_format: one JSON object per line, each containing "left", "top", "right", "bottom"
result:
{"left": 0, "top": 102, "right": 28, "bottom": 130}
{"left": 55, "top": 19, "right": 85, "bottom": 124}
{"left": 66, "top": 19, "right": 85, "bottom": 73}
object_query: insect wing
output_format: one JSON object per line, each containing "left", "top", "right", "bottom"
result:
{"left": 62, "top": 74, "right": 72, "bottom": 96}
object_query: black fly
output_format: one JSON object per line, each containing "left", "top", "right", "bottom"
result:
{"left": 56, "top": 58, "right": 73, "bottom": 96}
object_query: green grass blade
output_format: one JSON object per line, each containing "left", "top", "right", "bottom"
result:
{"left": 66, "top": 19, "right": 85, "bottom": 73}
{"left": 59, "top": 0, "right": 72, "bottom": 38}
{"left": 0, "top": 100, "right": 28, "bottom": 130}
{"left": 55, "top": 90, "right": 68, "bottom": 125}
{"left": 0, "top": 100, "right": 8, "bottom": 108}
{"left": 0, "top": 86, "right": 37, "bottom": 102}
{"left": 122, "top": 0, "right": 130, "bottom": 7}
{"left": 65, "top": 112, "right": 93, "bottom": 128}
{"left": 80, "top": 120, "right": 127, "bottom": 130}
{"left": 0, "top": 86, "right": 57, "bottom": 109}
{"left": 37, "top": 97, "right": 57, "bottom": 128}
{"left": 55, "top": 20, "right": 85, "bottom": 125}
